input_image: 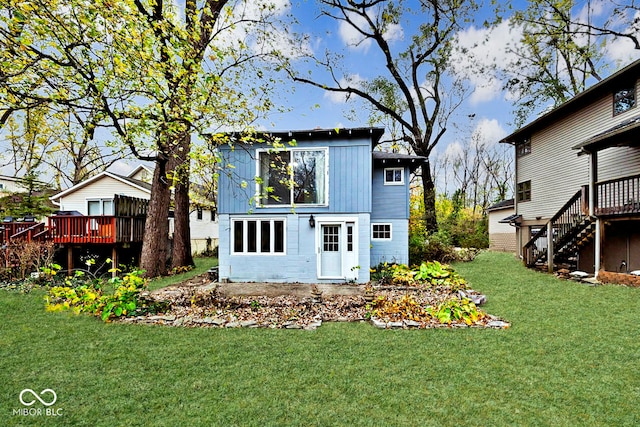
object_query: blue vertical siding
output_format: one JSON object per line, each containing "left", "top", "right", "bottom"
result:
{"left": 218, "top": 213, "right": 370, "bottom": 283}
{"left": 370, "top": 219, "right": 409, "bottom": 266}
{"left": 371, "top": 167, "right": 410, "bottom": 219}
{"left": 218, "top": 139, "right": 372, "bottom": 215}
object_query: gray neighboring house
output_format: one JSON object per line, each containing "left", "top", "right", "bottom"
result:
{"left": 501, "top": 58, "right": 640, "bottom": 275}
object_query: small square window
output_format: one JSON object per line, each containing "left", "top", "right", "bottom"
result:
{"left": 372, "top": 223, "right": 392, "bottom": 240}
{"left": 516, "top": 138, "right": 531, "bottom": 157}
{"left": 614, "top": 86, "right": 636, "bottom": 115}
{"left": 384, "top": 168, "right": 404, "bottom": 185}
{"left": 517, "top": 180, "right": 531, "bottom": 202}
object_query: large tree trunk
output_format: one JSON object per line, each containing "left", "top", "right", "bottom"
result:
{"left": 140, "top": 159, "right": 171, "bottom": 277}
{"left": 169, "top": 133, "right": 194, "bottom": 268}
{"left": 421, "top": 161, "right": 438, "bottom": 234}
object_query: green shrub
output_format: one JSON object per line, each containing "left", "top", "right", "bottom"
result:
{"left": 409, "top": 231, "right": 456, "bottom": 265}
{"left": 426, "top": 298, "right": 485, "bottom": 325}
{"left": 45, "top": 269, "right": 153, "bottom": 322}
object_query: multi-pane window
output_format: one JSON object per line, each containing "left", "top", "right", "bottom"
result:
{"left": 384, "top": 168, "right": 404, "bottom": 185}
{"left": 517, "top": 180, "right": 531, "bottom": 202}
{"left": 258, "top": 149, "right": 327, "bottom": 205}
{"left": 87, "top": 199, "right": 113, "bottom": 216}
{"left": 371, "top": 223, "right": 392, "bottom": 240}
{"left": 346, "top": 223, "right": 354, "bottom": 252}
{"left": 614, "top": 86, "right": 636, "bottom": 115}
{"left": 232, "top": 219, "right": 285, "bottom": 254}
{"left": 516, "top": 138, "right": 531, "bottom": 157}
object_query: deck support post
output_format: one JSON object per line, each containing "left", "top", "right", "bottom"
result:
{"left": 594, "top": 219, "right": 602, "bottom": 277}
{"left": 547, "top": 221, "right": 554, "bottom": 273}
{"left": 589, "top": 151, "right": 597, "bottom": 216}
{"left": 111, "top": 246, "right": 118, "bottom": 278}
{"left": 67, "top": 246, "right": 73, "bottom": 274}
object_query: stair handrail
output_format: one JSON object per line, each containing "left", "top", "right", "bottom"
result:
{"left": 523, "top": 187, "right": 587, "bottom": 266}
{"left": 9, "top": 222, "right": 46, "bottom": 242}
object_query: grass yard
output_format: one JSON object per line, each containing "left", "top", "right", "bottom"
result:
{"left": 147, "top": 256, "right": 218, "bottom": 291}
{"left": 1, "top": 251, "right": 639, "bottom": 426}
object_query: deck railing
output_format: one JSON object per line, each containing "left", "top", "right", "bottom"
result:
{"left": 48, "top": 216, "right": 146, "bottom": 244}
{"left": 596, "top": 174, "right": 640, "bottom": 215}
{"left": 0, "top": 221, "right": 41, "bottom": 244}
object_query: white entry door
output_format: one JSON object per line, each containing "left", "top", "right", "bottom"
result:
{"left": 320, "top": 224, "right": 342, "bottom": 278}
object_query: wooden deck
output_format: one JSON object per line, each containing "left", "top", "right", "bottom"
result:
{"left": 0, "top": 216, "right": 146, "bottom": 245}
{"left": 48, "top": 216, "right": 145, "bottom": 244}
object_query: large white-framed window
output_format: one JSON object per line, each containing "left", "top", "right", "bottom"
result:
{"left": 384, "top": 168, "right": 404, "bottom": 185}
{"left": 87, "top": 198, "right": 114, "bottom": 216}
{"left": 371, "top": 223, "right": 392, "bottom": 240}
{"left": 232, "top": 218, "right": 286, "bottom": 255}
{"left": 256, "top": 148, "right": 328, "bottom": 206}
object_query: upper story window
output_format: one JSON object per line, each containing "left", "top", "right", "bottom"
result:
{"left": 614, "top": 85, "right": 636, "bottom": 115}
{"left": 257, "top": 148, "right": 327, "bottom": 206}
{"left": 87, "top": 198, "right": 113, "bottom": 216}
{"left": 384, "top": 168, "right": 404, "bottom": 185}
{"left": 517, "top": 180, "right": 531, "bottom": 202}
{"left": 196, "top": 208, "right": 203, "bottom": 220}
{"left": 516, "top": 138, "right": 531, "bottom": 157}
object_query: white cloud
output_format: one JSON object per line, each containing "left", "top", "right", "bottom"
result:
{"left": 212, "top": 0, "right": 298, "bottom": 59}
{"left": 383, "top": 22, "right": 404, "bottom": 44}
{"left": 452, "top": 19, "right": 524, "bottom": 105}
{"left": 603, "top": 10, "right": 640, "bottom": 65}
{"left": 323, "top": 74, "right": 367, "bottom": 103}
{"left": 339, "top": 12, "right": 372, "bottom": 52}
{"left": 443, "top": 141, "right": 464, "bottom": 161}
{"left": 471, "top": 118, "right": 508, "bottom": 148}
{"left": 338, "top": 9, "right": 404, "bottom": 52}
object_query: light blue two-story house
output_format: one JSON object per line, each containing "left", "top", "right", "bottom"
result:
{"left": 217, "top": 127, "right": 426, "bottom": 284}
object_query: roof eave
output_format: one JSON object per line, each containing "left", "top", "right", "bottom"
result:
{"left": 500, "top": 59, "right": 640, "bottom": 144}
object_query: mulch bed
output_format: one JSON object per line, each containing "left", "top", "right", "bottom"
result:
{"left": 120, "top": 281, "right": 510, "bottom": 330}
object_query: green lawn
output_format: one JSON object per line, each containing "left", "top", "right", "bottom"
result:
{"left": 1, "top": 251, "right": 639, "bottom": 426}
{"left": 147, "top": 256, "right": 218, "bottom": 291}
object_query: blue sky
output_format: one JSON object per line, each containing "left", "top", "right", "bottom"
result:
{"left": 3, "top": 0, "right": 640, "bottom": 192}
{"left": 256, "top": 0, "right": 640, "bottom": 167}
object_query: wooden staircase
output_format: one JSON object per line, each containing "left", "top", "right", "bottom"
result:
{"left": 523, "top": 187, "right": 594, "bottom": 270}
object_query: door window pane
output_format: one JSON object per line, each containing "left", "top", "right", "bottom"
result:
{"left": 323, "top": 226, "right": 339, "bottom": 251}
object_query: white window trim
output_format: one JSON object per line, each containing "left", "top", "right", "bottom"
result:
{"left": 255, "top": 147, "right": 329, "bottom": 208}
{"left": 383, "top": 167, "right": 404, "bottom": 186}
{"left": 86, "top": 198, "right": 114, "bottom": 216}
{"left": 231, "top": 217, "right": 287, "bottom": 256}
{"left": 371, "top": 223, "right": 393, "bottom": 240}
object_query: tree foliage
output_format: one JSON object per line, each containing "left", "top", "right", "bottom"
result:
{"left": 1, "top": 0, "right": 286, "bottom": 276}
{"left": 505, "top": 0, "right": 606, "bottom": 125}
{"left": 289, "top": 0, "right": 477, "bottom": 233}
